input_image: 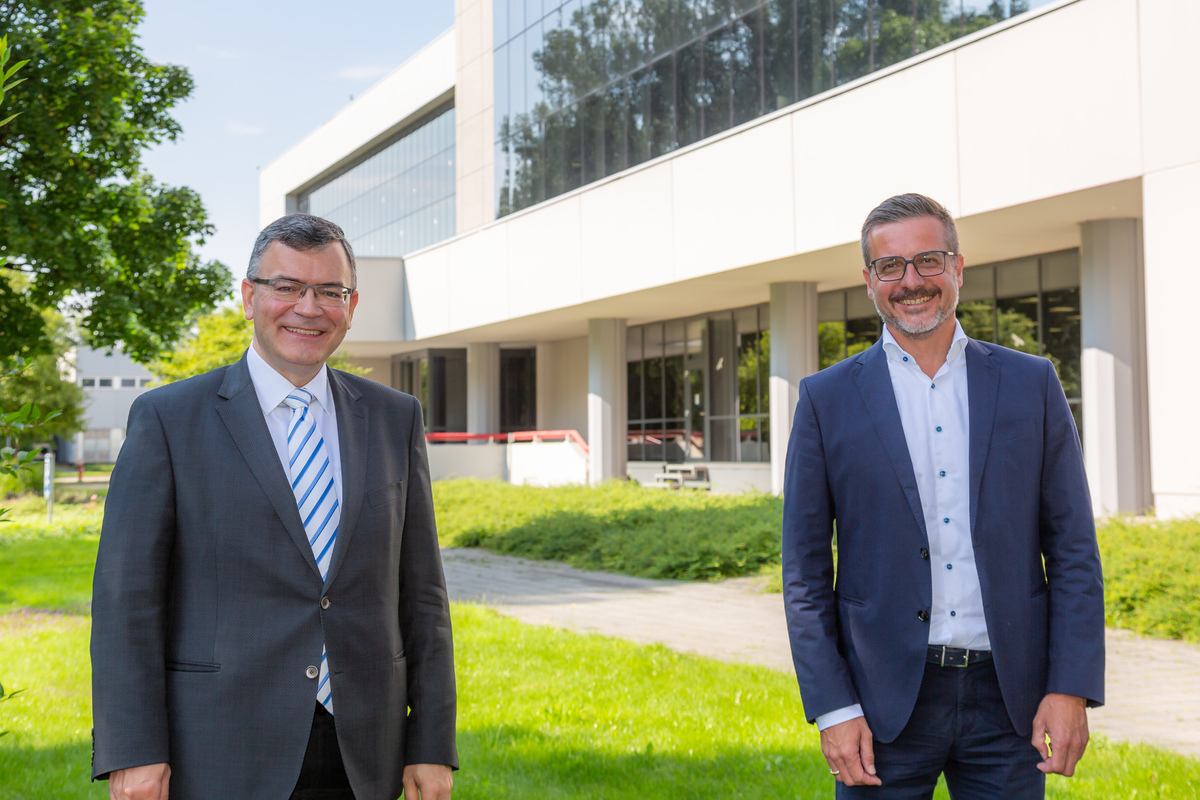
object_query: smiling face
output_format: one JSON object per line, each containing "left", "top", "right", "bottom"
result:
{"left": 241, "top": 241, "right": 359, "bottom": 386}
{"left": 863, "top": 215, "right": 964, "bottom": 341}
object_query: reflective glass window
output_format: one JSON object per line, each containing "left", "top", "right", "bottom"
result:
{"left": 298, "top": 105, "right": 455, "bottom": 257}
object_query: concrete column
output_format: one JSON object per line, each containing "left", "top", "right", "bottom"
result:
{"left": 466, "top": 342, "right": 500, "bottom": 434}
{"left": 587, "top": 319, "right": 627, "bottom": 485}
{"left": 1080, "top": 219, "right": 1152, "bottom": 516}
{"left": 535, "top": 342, "right": 552, "bottom": 431}
{"left": 1143, "top": 166, "right": 1200, "bottom": 519}
{"left": 769, "top": 282, "right": 820, "bottom": 495}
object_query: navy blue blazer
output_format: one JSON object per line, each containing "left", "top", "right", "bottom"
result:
{"left": 781, "top": 337, "right": 1104, "bottom": 743}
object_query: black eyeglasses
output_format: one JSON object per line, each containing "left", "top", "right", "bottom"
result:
{"left": 251, "top": 278, "right": 353, "bottom": 307}
{"left": 868, "top": 251, "right": 957, "bottom": 282}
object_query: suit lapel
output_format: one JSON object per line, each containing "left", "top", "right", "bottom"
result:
{"left": 215, "top": 357, "right": 321, "bottom": 578}
{"left": 853, "top": 342, "right": 928, "bottom": 543}
{"left": 324, "top": 369, "right": 366, "bottom": 588}
{"left": 966, "top": 339, "right": 1000, "bottom": 536}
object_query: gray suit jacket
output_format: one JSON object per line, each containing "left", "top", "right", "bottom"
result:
{"left": 91, "top": 356, "right": 457, "bottom": 800}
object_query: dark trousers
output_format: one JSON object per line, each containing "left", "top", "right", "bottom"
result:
{"left": 837, "top": 660, "right": 1044, "bottom": 800}
{"left": 290, "top": 703, "right": 356, "bottom": 800}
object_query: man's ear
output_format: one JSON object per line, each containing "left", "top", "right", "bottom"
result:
{"left": 862, "top": 267, "right": 875, "bottom": 301}
{"left": 241, "top": 279, "right": 255, "bottom": 321}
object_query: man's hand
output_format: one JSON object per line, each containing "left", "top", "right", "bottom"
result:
{"left": 1032, "top": 693, "right": 1089, "bottom": 776}
{"left": 820, "top": 717, "right": 882, "bottom": 787}
{"left": 402, "top": 763, "right": 453, "bottom": 799}
{"left": 109, "top": 763, "right": 170, "bottom": 800}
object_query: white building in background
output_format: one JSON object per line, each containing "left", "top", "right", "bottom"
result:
{"left": 260, "top": 0, "right": 1200, "bottom": 518}
{"left": 70, "top": 347, "right": 155, "bottom": 463}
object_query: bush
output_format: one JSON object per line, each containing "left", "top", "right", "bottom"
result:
{"left": 1099, "top": 516, "right": 1200, "bottom": 642}
{"left": 0, "top": 461, "right": 43, "bottom": 497}
{"left": 434, "top": 479, "right": 783, "bottom": 581}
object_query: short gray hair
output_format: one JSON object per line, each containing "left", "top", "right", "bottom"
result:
{"left": 248, "top": 214, "right": 357, "bottom": 290}
{"left": 860, "top": 194, "right": 959, "bottom": 266}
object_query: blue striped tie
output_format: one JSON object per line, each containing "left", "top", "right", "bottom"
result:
{"left": 283, "top": 388, "right": 338, "bottom": 714}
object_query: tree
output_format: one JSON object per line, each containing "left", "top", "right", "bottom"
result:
{"left": 0, "top": 306, "right": 85, "bottom": 445}
{"left": 0, "top": 1, "right": 231, "bottom": 363}
{"left": 149, "top": 306, "right": 372, "bottom": 385}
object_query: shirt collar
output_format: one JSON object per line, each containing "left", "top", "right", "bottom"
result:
{"left": 245, "top": 344, "right": 333, "bottom": 418}
{"left": 880, "top": 319, "right": 969, "bottom": 365}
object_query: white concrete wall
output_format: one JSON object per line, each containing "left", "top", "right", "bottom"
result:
{"left": 537, "top": 337, "right": 588, "bottom": 437}
{"left": 508, "top": 439, "right": 588, "bottom": 487}
{"left": 428, "top": 442, "right": 507, "bottom": 481}
{"left": 258, "top": 30, "right": 456, "bottom": 226}
{"left": 399, "top": 0, "right": 1150, "bottom": 343}
{"left": 75, "top": 347, "right": 156, "bottom": 431}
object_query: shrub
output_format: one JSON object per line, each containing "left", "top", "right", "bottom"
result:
{"left": 434, "top": 479, "right": 783, "bottom": 581}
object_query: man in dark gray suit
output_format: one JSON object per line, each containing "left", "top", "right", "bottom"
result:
{"left": 91, "top": 214, "right": 457, "bottom": 800}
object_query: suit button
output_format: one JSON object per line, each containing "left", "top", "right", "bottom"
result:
{"left": 917, "top": 610, "right": 930, "bottom": 622}
{"left": 321, "top": 597, "right": 331, "bottom": 610}
{"left": 920, "top": 548, "right": 929, "bottom": 560}
{"left": 306, "top": 666, "right": 318, "bottom": 679}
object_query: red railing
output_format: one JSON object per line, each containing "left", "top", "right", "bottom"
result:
{"left": 426, "top": 429, "right": 589, "bottom": 454}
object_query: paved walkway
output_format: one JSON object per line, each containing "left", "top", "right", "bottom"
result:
{"left": 443, "top": 548, "right": 1200, "bottom": 759}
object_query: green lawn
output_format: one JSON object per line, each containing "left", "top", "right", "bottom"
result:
{"left": 1, "top": 487, "right": 1198, "bottom": 799}
{"left": 3, "top": 607, "right": 1198, "bottom": 799}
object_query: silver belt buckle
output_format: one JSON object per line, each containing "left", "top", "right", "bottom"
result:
{"left": 940, "top": 645, "right": 947, "bottom": 667}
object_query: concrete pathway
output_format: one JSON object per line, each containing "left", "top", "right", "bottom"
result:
{"left": 442, "top": 548, "right": 1200, "bottom": 759}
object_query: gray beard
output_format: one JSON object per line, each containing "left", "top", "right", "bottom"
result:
{"left": 873, "top": 282, "right": 959, "bottom": 340}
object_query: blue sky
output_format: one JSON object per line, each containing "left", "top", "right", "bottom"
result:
{"left": 137, "top": 0, "right": 455, "bottom": 295}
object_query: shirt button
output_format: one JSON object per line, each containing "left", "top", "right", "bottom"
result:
{"left": 946, "top": 563, "right": 953, "bottom": 570}
{"left": 950, "top": 611, "right": 957, "bottom": 617}
{"left": 939, "top": 470, "right": 946, "bottom": 477}
{"left": 306, "top": 666, "right": 319, "bottom": 679}
{"left": 920, "top": 547, "right": 930, "bottom": 559}
{"left": 321, "top": 597, "right": 331, "bottom": 610}
{"left": 943, "top": 518, "right": 950, "bottom": 524}
{"left": 936, "top": 426, "right": 942, "bottom": 432}
{"left": 903, "top": 356, "right": 909, "bottom": 362}
{"left": 918, "top": 610, "right": 930, "bottom": 622}
{"left": 931, "top": 382, "right": 936, "bottom": 389}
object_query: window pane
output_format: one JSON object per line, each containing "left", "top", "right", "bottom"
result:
{"left": 495, "top": 0, "right": 510, "bottom": 46}
{"left": 644, "top": 323, "right": 664, "bottom": 419}
{"left": 650, "top": 55, "right": 676, "bottom": 157}
{"left": 526, "top": 18, "right": 544, "bottom": 114}
{"left": 645, "top": 422, "right": 665, "bottom": 461}
{"left": 738, "top": 329, "right": 759, "bottom": 416}
{"left": 627, "top": 326, "right": 644, "bottom": 421}
{"left": 730, "top": 10, "right": 763, "bottom": 127}
{"left": 627, "top": 65, "right": 652, "bottom": 167}
{"left": 760, "top": 415, "right": 770, "bottom": 463}
{"left": 675, "top": 37, "right": 703, "bottom": 148}
{"left": 763, "top": 0, "right": 796, "bottom": 110}
{"left": 628, "top": 423, "right": 646, "bottom": 462}
{"left": 664, "top": 419, "right": 687, "bottom": 463}
{"left": 604, "top": 77, "right": 629, "bottom": 175}
{"left": 664, "top": 319, "right": 686, "bottom": 419}
{"left": 996, "top": 295, "right": 1040, "bottom": 354}
{"left": 845, "top": 316, "right": 880, "bottom": 356}
{"left": 1043, "top": 287, "right": 1081, "bottom": 402}
{"left": 704, "top": 23, "right": 733, "bottom": 138}
{"left": 99, "top": 378, "right": 113, "bottom": 387}
{"left": 819, "top": 320, "right": 846, "bottom": 369}
{"left": 495, "top": 45, "right": 510, "bottom": 141}
{"left": 758, "top": 322, "right": 770, "bottom": 416}
{"left": 740, "top": 417, "right": 765, "bottom": 462}
{"left": 957, "top": 301, "right": 995, "bottom": 343}
{"left": 582, "top": 91, "right": 605, "bottom": 184}
{"left": 121, "top": 378, "right": 136, "bottom": 388}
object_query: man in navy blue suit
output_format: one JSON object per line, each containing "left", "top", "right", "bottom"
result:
{"left": 782, "top": 194, "right": 1104, "bottom": 798}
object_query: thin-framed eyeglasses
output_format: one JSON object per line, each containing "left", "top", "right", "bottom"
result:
{"left": 868, "top": 251, "right": 958, "bottom": 282}
{"left": 251, "top": 278, "right": 353, "bottom": 307}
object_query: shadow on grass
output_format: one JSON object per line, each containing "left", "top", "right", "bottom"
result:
{"left": 454, "top": 506, "right": 781, "bottom": 581}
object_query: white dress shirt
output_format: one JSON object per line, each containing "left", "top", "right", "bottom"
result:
{"left": 816, "top": 321, "right": 990, "bottom": 731}
{"left": 245, "top": 345, "right": 343, "bottom": 505}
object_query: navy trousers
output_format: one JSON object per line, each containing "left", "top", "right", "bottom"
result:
{"left": 290, "top": 703, "right": 356, "bottom": 800}
{"left": 837, "top": 660, "right": 1045, "bottom": 800}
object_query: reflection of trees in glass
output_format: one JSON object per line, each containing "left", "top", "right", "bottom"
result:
{"left": 819, "top": 321, "right": 845, "bottom": 370}
{"left": 956, "top": 300, "right": 994, "bottom": 343}
{"left": 497, "top": 0, "right": 1030, "bottom": 216}
{"left": 738, "top": 329, "right": 764, "bottom": 429}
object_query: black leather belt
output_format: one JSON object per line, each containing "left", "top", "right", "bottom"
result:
{"left": 927, "top": 645, "right": 992, "bottom": 668}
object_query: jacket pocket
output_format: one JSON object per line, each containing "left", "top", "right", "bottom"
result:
{"left": 836, "top": 593, "right": 866, "bottom": 608}
{"left": 368, "top": 480, "right": 404, "bottom": 508}
{"left": 166, "top": 660, "right": 221, "bottom": 673}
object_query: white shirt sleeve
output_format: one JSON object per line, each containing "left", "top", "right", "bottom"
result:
{"left": 815, "top": 704, "right": 865, "bottom": 731}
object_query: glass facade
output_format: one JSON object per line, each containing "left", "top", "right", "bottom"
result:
{"left": 818, "top": 250, "right": 1083, "bottom": 432}
{"left": 494, "top": 0, "right": 1049, "bottom": 217}
{"left": 627, "top": 304, "right": 770, "bottom": 463}
{"left": 298, "top": 104, "right": 456, "bottom": 258}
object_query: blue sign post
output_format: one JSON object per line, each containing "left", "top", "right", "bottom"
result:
{"left": 43, "top": 450, "right": 54, "bottom": 525}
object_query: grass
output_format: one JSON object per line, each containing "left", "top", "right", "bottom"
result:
{"left": 434, "top": 479, "right": 782, "bottom": 581}
{"left": 434, "top": 480, "right": 1200, "bottom": 643}
{"left": 0, "top": 495, "right": 1198, "bottom": 798}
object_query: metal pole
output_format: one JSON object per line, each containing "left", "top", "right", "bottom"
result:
{"left": 43, "top": 449, "right": 54, "bottom": 525}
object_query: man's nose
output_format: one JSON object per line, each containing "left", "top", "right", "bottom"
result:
{"left": 293, "top": 289, "right": 323, "bottom": 315}
{"left": 898, "top": 261, "right": 927, "bottom": 288}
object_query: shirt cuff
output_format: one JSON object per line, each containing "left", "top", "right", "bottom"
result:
{"left": 816, "top": 704, "right": 865, "bottom": 731}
